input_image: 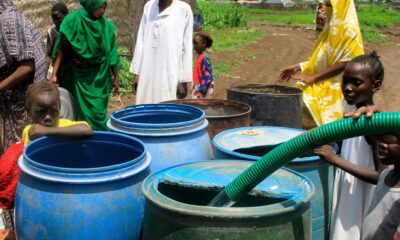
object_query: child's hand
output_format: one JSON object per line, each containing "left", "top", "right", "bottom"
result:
{"left": 344, "top": 105, "right": 380, "bottom": 119}
{"left": 29, "top": 124, "right": 50, "bottom": 141}
{"left": 314, "top": 145, "right": 337, "bottom": 164}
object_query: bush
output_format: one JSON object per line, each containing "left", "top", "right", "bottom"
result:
{"left": 197, "top": 1, "right": 248, "bottom": 29}
{"left": 118, "top": 48, "right": 134, "bottom": 94}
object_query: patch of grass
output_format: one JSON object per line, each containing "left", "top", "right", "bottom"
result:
{"left": 358, "top": 5, "right": 400, "bottom": 42}
{"left": 207, "top": 27, "right": 266, "bottom": 51}
{"left": 205, "top": 26, "right": 266, "bottom": 79}
{"left": 213, "top": 62, "right": 231, "bottom": 78}
{"left": 243, "top": 4, "right": 400, "bottom": 42}
{"left": 246, "top": 8, "right": 314, "bottom": 25}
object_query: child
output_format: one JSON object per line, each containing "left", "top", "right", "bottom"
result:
{"left": 192, "top": 32, "right": 214, "bottom": 99}
{"left": 315, "top": 51, "right": 385, "bottom": 240}
{"left": 317, "top": 131, "right": 400, "bottom": 240}
{"left": 22, "top": 80, "right": 92, "bottom": 145}
{"left": 0, "top": 80, "right": 92, "bottom": 231}
{"left": 46, "top": 2, "right": 68, "bottom": 60}
{"left": 315, "top": 1, "right": 327, "bottom": 33}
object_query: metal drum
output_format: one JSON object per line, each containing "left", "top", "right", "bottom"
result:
{"left": 163, "top": 99, "right": 251, "bottom": 142}
{"left": 227, "top": 84, "right": 302, "bottom": 128}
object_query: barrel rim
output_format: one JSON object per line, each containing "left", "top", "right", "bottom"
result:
{"left": 19, "top": 132, "right": 151, "bottom": 184}
{"left": 142, "top": 160, "right": 314, "bottom": 219}
{"left": 227, "top": 84, "right": 302, "bottom": 96}
{"left": 162, "top": 99, "right": 252, "bottom": 119}
{"left": 109, "top": 104, "right": 205, "bottom": 129}
{"left": 213, "top": 126, "right": 322, "bottom": 162}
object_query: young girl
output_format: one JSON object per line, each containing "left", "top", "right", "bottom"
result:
{"left": 192, "top": 32, "right": 214, "bottom": 99}
{"left": 315, "top": 51, "right": 385, "bottom": 240}
{"left": 22, "top": 80, "right": 93, "bottom": 145}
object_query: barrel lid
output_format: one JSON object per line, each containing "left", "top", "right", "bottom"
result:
{"left": 214, "top": 126, "right": 303, "bottom": 150}
{"left": 156, "top": 161, "right": 312, "bottom": 199}
{"left": 213, "top": 126, "right": 326, "bottom": 162}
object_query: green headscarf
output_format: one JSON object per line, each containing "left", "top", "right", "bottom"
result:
{"left": 80, "top": 0, "right": 106, "bottom": 14}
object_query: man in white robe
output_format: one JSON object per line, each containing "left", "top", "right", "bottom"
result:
{"left": 130, "top": 0, "right": 193, "bottom": 104}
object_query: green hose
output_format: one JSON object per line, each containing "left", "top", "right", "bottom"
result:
{"left": 224, "top": 112, "right": 400, "bottom": 202}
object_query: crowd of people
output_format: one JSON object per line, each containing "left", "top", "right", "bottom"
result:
{"left": 0, "top": 0, "right": 399, "bottom": 239}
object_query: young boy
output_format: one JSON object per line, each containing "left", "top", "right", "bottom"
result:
{"left": 317, "top": 131, "right": 400, "bottom": 240}
{"left": 22, "top": 80, "right": 92, "bottom": 145}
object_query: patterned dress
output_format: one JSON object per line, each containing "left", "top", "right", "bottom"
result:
{"left": 298, "top": 0, "right": 364, "bottom": 126}
{"left": 0, "top": 1, "right": 47, "bottom": 230}
{"left": 0, "top": 1, "right": 47, "bottom": 155}
{"left": 192, "top": 51, "right": 214, "bottom": 99}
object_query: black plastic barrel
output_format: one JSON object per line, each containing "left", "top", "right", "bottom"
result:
{"left": 227, "top": 84, "right": 302, "bottom": 128}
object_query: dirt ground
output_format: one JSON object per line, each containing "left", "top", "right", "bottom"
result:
{"left": 112, "top": 22, "right": 400, "bottom": 112}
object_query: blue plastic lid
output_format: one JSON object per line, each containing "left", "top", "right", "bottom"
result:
{"left": 213, "top": 126, "right": 303, "bottom": 151}
{"left": 213, "top": 126, "right": 324, "bottom": 162}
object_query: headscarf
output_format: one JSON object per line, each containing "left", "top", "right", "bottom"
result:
{"left": 0, "top": 0, "right": 47, "bottom": 81}
{"left": 298, "top": 0, "right": 364, "bottom": 126}
{"left": 52, "top": 0, "right": 118, "bottom": 66}
{"left": 80, "top": 0, "right": 106, "bottom": 14}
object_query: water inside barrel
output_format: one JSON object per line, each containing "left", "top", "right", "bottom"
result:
{"left": 158, "top": 181, "right": 288, "bottom": 207}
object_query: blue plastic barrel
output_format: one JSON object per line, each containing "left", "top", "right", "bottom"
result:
{"left": 213, "top": 126, "right": 336, "bottom": 240}
{"left": 142, "top": 160, "right": 314, "bottom": 239}
{"left": 15, "top": 132, "right": 151, "bottom": 240}
{"left": 107, "top": 104, "right": 213, "bottom": 173}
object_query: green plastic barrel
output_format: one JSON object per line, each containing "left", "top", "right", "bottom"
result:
{"left": 142, "top": 160, "right": 314, "bottom": 240}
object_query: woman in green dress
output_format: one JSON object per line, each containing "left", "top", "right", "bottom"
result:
{"left": 51, "top": 0, "right": 119, "bottom": 130}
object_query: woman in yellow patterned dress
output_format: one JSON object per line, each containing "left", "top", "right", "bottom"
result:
{"left": 276, "top": 0, "right": 364, "bottom": 127}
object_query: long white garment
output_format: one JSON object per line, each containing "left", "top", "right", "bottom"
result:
{"left": 330, "top": 136, "right": 376, "bottom": 240}
{"left": 130, "top": 0, "right": 193, "bottom": 104}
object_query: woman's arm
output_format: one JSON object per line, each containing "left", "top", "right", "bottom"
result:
{"left": 315, "top": 145, "right": 380, "bottom": 184}
{"left": 0, "top": 60, "right": 34, "bottom": 91}
{"left": 296, "top": 61, "right": 347, "bottom": 84}
{"left": 50, "top": 46, "right": 64, "bottom": 84}
{"left": 276, "top": 64, "right": 301, "bottom": 82}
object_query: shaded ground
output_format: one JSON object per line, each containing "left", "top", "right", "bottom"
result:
{"left": 111, "top": 22, "right": 400, "bottom": 112}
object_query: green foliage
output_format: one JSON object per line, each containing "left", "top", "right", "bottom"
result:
{"left": 244, "top": 4, "right": 400, "bottom": 42}
{"left": 358, "top": 5, "right": 400, "bottom": 28}
{"left": 358, "top": 5, "right": 400, "bottom": 42}
{"left": 118, "top": 48, "right": 134, "bottom": 94}
{"left": 197, "top": 1, "right": 248, "bottom": 29}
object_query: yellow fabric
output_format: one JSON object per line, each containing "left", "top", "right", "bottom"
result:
{"left": 22, "top": 119, "right": 87, "bottom": 145}
{"left": 298, "top": 0, "right": 364, "bottom": 126}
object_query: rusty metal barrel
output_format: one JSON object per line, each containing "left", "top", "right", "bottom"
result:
{"left": 227, "top": 84, "right": 302, "bottom": 128}
{"left": 163, "top": 99, "right": 251, "bottom": 141}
